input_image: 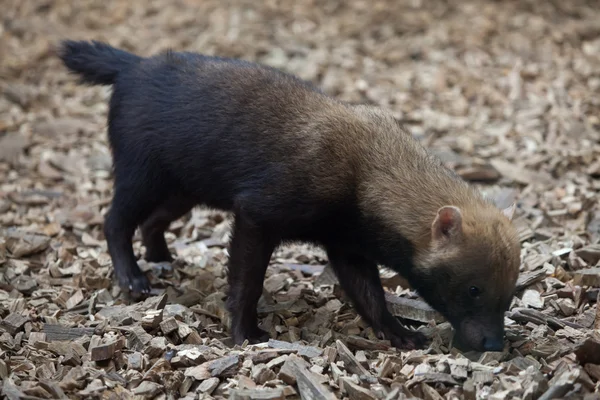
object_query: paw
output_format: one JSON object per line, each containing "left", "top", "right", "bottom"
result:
{"left": 116, "top": 268, "right": 152, "bottom": 298}
{"left": 389, "top": 331, "right": 429, "bottom": 350}
{"left": 248, "top": 326, "right": 270, "bottom": 344}
{"left": 232, "top": 325, "right": 270, "bottom": 345}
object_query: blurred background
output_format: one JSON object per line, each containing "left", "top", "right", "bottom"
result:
{"left": 2, "top": 0, "right": 599, "bottom": 204}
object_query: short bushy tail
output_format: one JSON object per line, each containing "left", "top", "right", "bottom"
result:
{"left": 57, "top": 40, "right": 142, "bottom": 85}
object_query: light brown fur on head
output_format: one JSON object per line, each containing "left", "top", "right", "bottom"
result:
{"left": 419, "top": 203, "right": 520, "bottom": 351}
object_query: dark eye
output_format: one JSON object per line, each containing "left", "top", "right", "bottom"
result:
{"left": 469, "top": 286, "right": 481, "bottom": 298}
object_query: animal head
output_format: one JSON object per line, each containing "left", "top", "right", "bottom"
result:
{"left": 336, "top": 104, "right": 521, "bottom": 351}
{"left": 408, "top": 203, "right": 521, "bottom": 352}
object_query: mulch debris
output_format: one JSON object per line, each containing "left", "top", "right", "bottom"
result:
{"left": 1, "top": 0, "right": 599, "bottom": 398}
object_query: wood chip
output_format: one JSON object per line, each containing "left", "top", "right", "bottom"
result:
{"left": 575, "top": 244, "right": 600, "bottom": 266}
{"left": 0, "top": 132, "right": 29, "bottom": 164}
{"left": 473, "top": 370, "right": 494, "bottom": 385}
{"left": 489, "top": 159, "right": 553, "bottom": 185}
{"left": 66, "top": 290, "right": 85, "bottom": 310}
{"left": 314, "top": 264, "right": 338, "bottom": 287}
{"left": 184, "top": 355, "right": 240, "bottom": 380}
{"left": 572, "top": 268, "right": 600, "bottom": 287}
{"left": 574, "top": 337, "right": 600, "bottom": 365}
{"left": 133, "top": 381, "right": 163, "bottom": 397}
{"left": 385, "top": 292, "right": 444, "bottom": 323}
{"left": 522, "top": 289, "right": 545, "bottom": 308}
{"left": 264, "top": 274, "right": 288, "bottom": 294}
{"left": 141, "top": 309, "right": 164, "bottom": 330}
{"left": 280, "top": 354, "right": 337, "bottom": 400}
{"left": 198, "top": 377, "right": 220, "bottom": 394}
{"left": 420, "top": 382, "right": 445, "bottom": 400}
{"left": 3, "top": 2, "right": 600, "bottom": 398}
{"left": 537, "top": 369, "right": 580, "bottom": 400}
{"left": 267, "top": 339, "right": 323, "bottom": 358}
{"left": 516, "top": 269, "right": 547, "bottom": 290}
{"left": 0, "top": 313, "right": 29, "bottom": 335}
{"left": 279, "top": 354, "right": 310, "bottom": 385}
{"left": 456, "top": 164, "right": 501, "bottom": 183}
{"left": 160, "top": 317, "right": 179, "bottom": 335}
{"left": 345, "top": 335, "right": 390, "bottom": 351}
{"left": 379, "top": 268, "right": 411, "bottom": 289}
{"left": 230, "top": 388, "right": 285, "bottom": 400}
{"left": 341, "top": 378, "right": 377, "bottom": 400}
{"left": 335, "top": 339, "right": 371, "bottom": 377}
{"left": 127, "top": 352, "right": 145, "bottom": 371}
{"left": 4, "top": 228, "right": 50, "bottom": 257}
{"left": 90, "top": 340, "right": 118, "bottom": 362}
{"left": 252, "top": 364, "right": 276, "bottom": 384}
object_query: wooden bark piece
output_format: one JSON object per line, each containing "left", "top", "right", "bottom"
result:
{"left": 267, "top": 339, "right": 323, "bottom": 358}
{"left": 335, "top": 340, "right": 371, "bottom": 377}
{"left": 0, "top": 313, "right": 29, "bottom": 335}
{"left": 43, "top": 324, "right": 95, "bottom": 341}
{"left": 278, "top": 354, "right": 337, "bottom": 399}
{"left": 385, "top": 293, "right": 445, "bottom": 323}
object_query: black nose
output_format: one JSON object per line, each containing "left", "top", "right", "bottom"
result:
{"left": 483, "top": 336, "right": 504, "bottom": 351}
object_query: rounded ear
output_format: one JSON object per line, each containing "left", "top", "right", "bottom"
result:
{"left": 502, "top": 203, "right": 516, "bottom": 221}
{"left": 432, "top": 206, "right": 463, "bottom": 241}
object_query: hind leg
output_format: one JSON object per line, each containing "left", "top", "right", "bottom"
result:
{"left": 141, "top": 195, "right": 196, "bottom": 263}
{"left": 104, "top": 180, "right": 161, "bottom": 296}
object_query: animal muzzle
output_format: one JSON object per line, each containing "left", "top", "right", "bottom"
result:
{"left": 482, "top": 334, "right": 504, "bottom": 351}
{"left": 457, "top": 317, "right": 505, "bottom": 352}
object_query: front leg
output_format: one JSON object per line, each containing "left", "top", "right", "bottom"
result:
{"left": 326, "top": 247, "right": 428, "bottom": 350}
{"left": 225, "top": 213, "right": 277, "bottom": 345}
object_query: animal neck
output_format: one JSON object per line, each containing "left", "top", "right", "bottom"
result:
{"left": 357, "top": 152, "right": 489, "bottom": 259}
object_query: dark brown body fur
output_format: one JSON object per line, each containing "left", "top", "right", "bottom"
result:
{"left": 58, "top": 40, "right": 521, "bottom": 352}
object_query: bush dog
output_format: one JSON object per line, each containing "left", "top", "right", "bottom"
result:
{"left": 58, "top": 40, "right": 521, "bottom": 352}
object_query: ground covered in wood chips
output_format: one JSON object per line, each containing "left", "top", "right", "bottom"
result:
{"left": 1, "top": 0, "right": 600, "bottom": 399}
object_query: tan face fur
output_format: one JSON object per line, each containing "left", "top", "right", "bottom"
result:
{"left": 412, "top": 203, "right": 521, "bottom": 351}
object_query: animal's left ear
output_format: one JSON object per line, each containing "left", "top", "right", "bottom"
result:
{"left": 432, "top": 206, "right": 463, "bottom": 242}
{"left": 501, "top": 203, "right": 516, "bottom": 221}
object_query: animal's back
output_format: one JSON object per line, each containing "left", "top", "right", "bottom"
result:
{"left": 107, "top": 50, "right": 341, "bottom": 210}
